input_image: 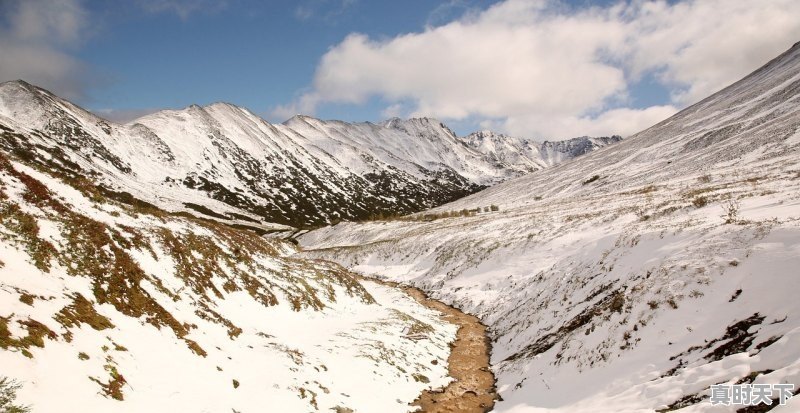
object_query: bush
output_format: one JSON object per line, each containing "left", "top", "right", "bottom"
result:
{"left": 721, "top": 199, "right": 740, "bottom": 224}
{"left": 692, "top": 196, "right": 708, "bottom": 208}
{"left": 0, "top": 377, "right": 30, "bottom": 413}
{"left": 609, "top": 293, "right": 625, "bottom": 313}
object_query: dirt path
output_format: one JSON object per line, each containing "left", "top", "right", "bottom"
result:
{"left": 369, "top": 278, "right": 497, "bottom": 412}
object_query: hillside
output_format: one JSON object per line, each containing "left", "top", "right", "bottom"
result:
{"left": 299, "top": 43, "right": 800, "bottom": 412}
{"left": 0, "top": 84, "right": 619, "bottom": 229}
{"left": 0, "top": 145, "right": 466, "bottom": 411}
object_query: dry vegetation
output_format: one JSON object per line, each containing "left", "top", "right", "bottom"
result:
{"left": 0, "top": 376, "right": 30, "bottom": 413}
{"left": 362, "top": 204, "right": 500, "bottom": 223}
{"left": 0, "top": 149, "right": 375, "bottom": 371}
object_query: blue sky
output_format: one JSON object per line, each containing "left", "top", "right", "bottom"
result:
{"left": 2, "top": 0, "right": 799, "bottom": 138}
{"left": 81, "top": 0, "right": 478, "bottom": 118}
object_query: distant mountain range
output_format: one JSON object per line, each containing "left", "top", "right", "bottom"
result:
{"left": 0, "top": 81, "right": 620, "bottom": 228}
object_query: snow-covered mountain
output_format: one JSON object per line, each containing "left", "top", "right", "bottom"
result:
{"left": 463, "top": 130, "right": 622, "bottom": 174}
{"left": 0, "top": 82, "right": 619, "bottom": 228}
{"left": 299, "top": 42, "right": 800, "bottom": 412}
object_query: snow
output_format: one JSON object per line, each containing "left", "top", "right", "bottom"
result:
{"left": 299, "top": 43, "right": 800, "bottom": 412}
{"left": 0, "top": 157, "right": 456, "bottom": 412}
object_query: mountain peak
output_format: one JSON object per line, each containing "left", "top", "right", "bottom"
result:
{"left": 284, "top": 113, "right": 313, "bottom": 122}
{"left": 466, "top": 130, "right": 511, "bottom": 140}
{"left": 379, "top": 116, "right": 443, "bottom": 128}
{"left": 0, "top": 79, "right": 44, "bottom": 100}
{"left": 204, "top": 101, "right": 241, "bottom": 111}
{"left": 1, "top": 79, "right": 32, "bottom": 88}
{"left": 0, "top": 79, "right": 99, "bottom": 131}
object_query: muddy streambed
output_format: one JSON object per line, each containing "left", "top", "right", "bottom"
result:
{"left": 370, "top": 278, "right": 498, "bottom": 412}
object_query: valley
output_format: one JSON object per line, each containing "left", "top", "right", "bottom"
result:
{"left": 371, "top": 279, "right": 498, "bottom": 412}
{"left": 298, "top": 42, "right": 800, "bottom": 412}
{"left": 0, "top": 19, "right": 798, "bottom": 413}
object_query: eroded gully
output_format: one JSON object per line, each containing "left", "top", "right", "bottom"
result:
{"left": 367, "top": 277, "right": 498, "bottom": 412}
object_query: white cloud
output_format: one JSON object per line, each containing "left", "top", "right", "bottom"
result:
{"left": 294, "top": 5, "right": 314, "bottom": 21}
{"left": 425, "top": 0, "right": 479, "bottom": 27}
{"left": 137, "top": 0, "right": 228, "bottom": 20}
{"left": 279, "top": 0, "right": 800, "bottom": 139}
{"left": 9, "top": 0, "right": 87, "bottom": 45}
{"left": 381, "top": 103, "right": 406, "bottom": 119}
{"left": 503, "top": 105, "right": 679, "bottom": 138}
{"left": 621, "top": 0, "right": 800, "bottom": 105}
{"left": 268, "top": 93, "right": 321, "bottom": 121}
{"left": 292, "top": 0, "right": 358, "bottom": 23}
{"left": 0, "top": 0, "right": 91, "bottom": 100}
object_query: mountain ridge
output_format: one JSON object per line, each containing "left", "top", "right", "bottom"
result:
{"left": 0, "top": 80, "right": 621, "bottom": 228}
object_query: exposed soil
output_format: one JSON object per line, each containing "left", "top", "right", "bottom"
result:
{"left": 370, "top": 278, "right": 497, "bottom": 412}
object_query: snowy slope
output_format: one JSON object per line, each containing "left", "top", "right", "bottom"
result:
{"left": 0, "top": 150, "right": 458, "bottom": 412}
{"left": 299, "top": 42, "right": 800, "bottom": 412}
{"left": 0, "top": 82, "right": 619, "bottom": 228}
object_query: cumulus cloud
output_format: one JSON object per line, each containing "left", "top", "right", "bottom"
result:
{"left": 278, "top": 0, "right": 800, "bottom": 139}
{"left": 621, "top": 0, "right": 800, "bottom": 105}
{"left": 0, "top": 0, "right": 92, "bottom": 100}
{"left": 503, "top": 105, "right": 679, "bottom": 138}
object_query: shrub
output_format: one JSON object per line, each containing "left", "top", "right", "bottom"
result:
{"left": 17, "top": 294, "right": 33, "bottom": 306}
{"left": 0, "top": 377, "right": 30, "bottom": 413}
{"left": 96, "top": 367, "right": 125, "bottom": 401}
{"left": 692, "top": 196, "right": 708, "bottom": 208}
{"left": 689, "top": 290, "right": 704, "bottom": 298}
{"left": 609, "top": 293, "right": 625, "bottom": 313}
{"left": 667, "top": 298, "right": 679, "bottom": 309}
{"left": 721, "top": 199, "right": 740, "bottom": 224}
{"left": 634, "top": 206, "right": 651, "bottom": 221}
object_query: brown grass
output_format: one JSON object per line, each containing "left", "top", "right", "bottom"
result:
{"left": 0, "top": 150, "right": 375, "bottom": 362}
{"left": 55, "top": 294, "right": 115, "bottom": 331}
{"left": 0, "top": 316, "right": 58, "bottom": 354}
